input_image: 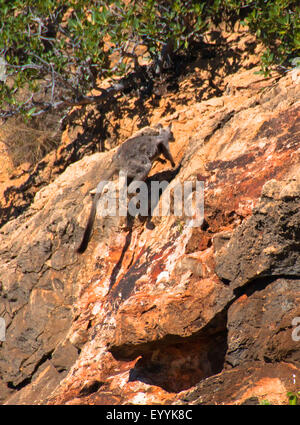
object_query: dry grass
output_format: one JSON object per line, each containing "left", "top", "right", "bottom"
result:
{"left": 0, "top": 113, "right": 62, "bottom": 167}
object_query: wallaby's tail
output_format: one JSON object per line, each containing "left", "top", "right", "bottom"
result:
{"left": 77, "top": 193, "right": 100, "bottom": 253}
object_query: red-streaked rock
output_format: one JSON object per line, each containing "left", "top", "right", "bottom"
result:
{"left": 174, "top": 362, "right": 300, "bottom": 405}
{"left": 0, "top": 52, "right": 299, "bottom": 406}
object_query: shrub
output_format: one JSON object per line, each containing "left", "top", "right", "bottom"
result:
{"left": 0, "top": 0, "right": 299, "bottom": 119}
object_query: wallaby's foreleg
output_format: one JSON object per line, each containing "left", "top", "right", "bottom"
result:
{"left": 155, "top": 157, "right": 167, "bottom": 164}
{"left": 160, "top": 142, "right": 175, "bottom": 167}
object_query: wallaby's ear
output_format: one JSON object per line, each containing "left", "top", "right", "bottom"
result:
{"left": 155, "top": 123, "right": 163, "bottom": 130}
{"left": 168, "top": 122, "right": 172, "bottom": 130}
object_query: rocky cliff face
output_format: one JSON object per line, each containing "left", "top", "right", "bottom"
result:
{"left": 0, "top": 30, "right": 299, "bottom": 405}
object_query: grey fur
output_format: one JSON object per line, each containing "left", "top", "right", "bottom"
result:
{"left": 77, "top": 123, "right": 175, "bottom": 253}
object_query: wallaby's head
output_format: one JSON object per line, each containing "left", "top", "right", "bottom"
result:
{"left": 156, "top": 123, "right": 175, "bottom": 143}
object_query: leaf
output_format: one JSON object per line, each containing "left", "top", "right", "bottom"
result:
{"left": 287, "top": 392, "right": 298, "bottom": 405}
{"left": 26, "top": 106, "right": 36, "bottom": 116}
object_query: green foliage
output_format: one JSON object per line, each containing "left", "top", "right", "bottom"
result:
{"left": 0, "top": 0, "right": 210, "bottom": 117}
{"left": 0, "top": 0, "right": 299, "bottom": 118}
{"left": 240, "top": 0, "right": 300, "bottom": 76}
{"left": 259, "top": 399, "right": 271, "bottom": 405}
{"left": 287, "top": 391, "right": 300, "bottom": 405}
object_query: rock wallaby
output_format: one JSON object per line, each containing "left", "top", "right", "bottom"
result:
{"left": 77, "top": 123, "right": 175, "bottom": 253}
